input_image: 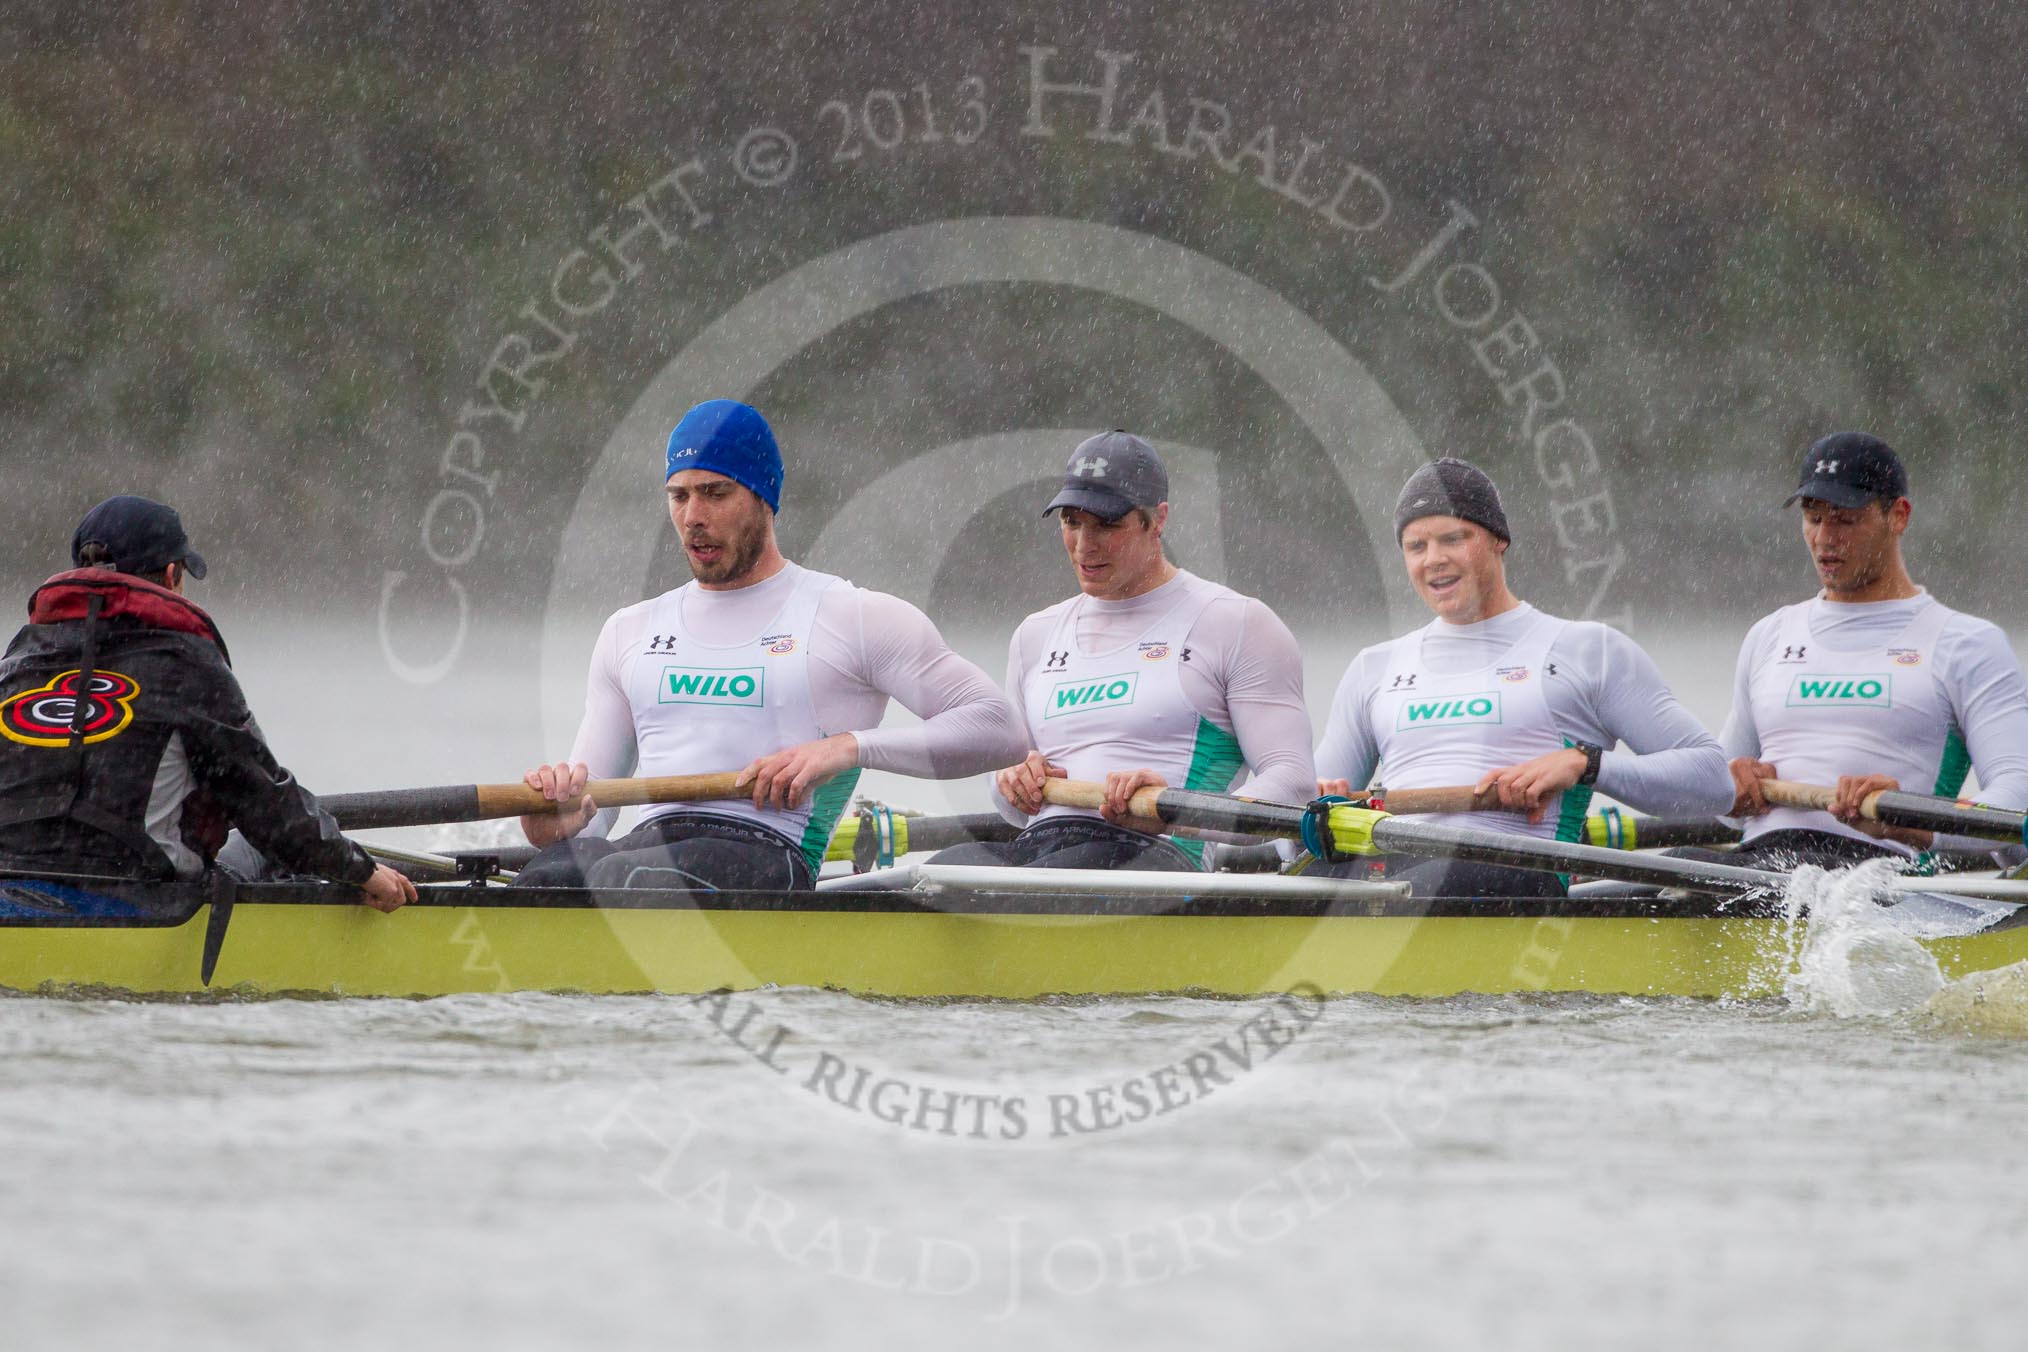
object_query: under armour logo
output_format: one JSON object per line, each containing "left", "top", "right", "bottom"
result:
{"left": 1071, "top": 457, "right": 1108, "bottom": 478}
{"left": 647, "top": 635, "right": 678, "bottom": 652}
{"left": 1546, "top": 663, "right": 1559, "bottom": 677}
{"left": 1815, "top": 459, "right": 1839, "bottom": 475}
{"left": 1180, "top": 647, "right": 1193, "bottom": 663}
{"left": 1045, "top": 650, "right": 1069, "bottom": 670}
{"left": 1390, "top": 674, "right": 1418, "bottom": 690}
{"left": 1782, "top": 645, "right": 1807, "bottom": 661}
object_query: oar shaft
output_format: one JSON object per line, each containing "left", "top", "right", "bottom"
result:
{"left": 1044, "top": 779, "right": 1739, "bottom": 851}
{"left": 1369, "top": 818, "right": 1785, "bottom": 896}
{"left": 323, "top": 784, "right": 484, "bottom": 831}
{"left": 823, "top": 811, "right": 1018, "bottom": 864}
{"left": 1584, "top": 814, "right": 1740, "bottom": 851}
{"left": 326, "top": 772, "right": 747, "bottom": 830}
{"left": 1763, "top": 779, "right": 2025, "bottom": 844}
{"left": 1041, "top": 780, "right": 1330, "bottom": 837}
{"left": 1041, "top": 778, "right": 1784, "bottom": 897}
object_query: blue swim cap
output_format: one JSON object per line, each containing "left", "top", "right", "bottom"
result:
{"left": 663, "top": 400, "right": 783, "bottom": 512}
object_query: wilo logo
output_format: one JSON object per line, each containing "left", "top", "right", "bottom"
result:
{"left": 1786, "top": 674, "right": 1892, "bottom": 708}
{"left": 660, "top": 666, "right": 766, "bottom": 707}
{"left": 1044, "top": 671, "right": 1139, "bottom": 719}
{"left": 1395, "top": 691, "right": 1502, "bottom": 731}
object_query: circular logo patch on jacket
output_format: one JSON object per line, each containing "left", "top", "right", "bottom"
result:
{"left": 0, "top": 669, "right": 142, "bottom": 747}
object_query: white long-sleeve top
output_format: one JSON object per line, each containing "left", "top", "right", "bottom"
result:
{"left": 992, "top": 570, "right": 1317, "bottom": 823}
{"left": 567, "top": 561, "right": 1027, "bottom": 838}
{"left": 1317, "top": 603, "right": 1735, "bottom": 816}
{"left": 1721, "top": 591, "right": 2028, "bottom": 859}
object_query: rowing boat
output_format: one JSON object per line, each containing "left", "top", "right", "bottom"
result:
{"left": 4, "top": 873, "right": 2024, "bottom": 1000}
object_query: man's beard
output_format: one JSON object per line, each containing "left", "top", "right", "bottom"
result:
{"left": 1822, "top": 551, "right": 1884, "bottom": 596}
{"left": 686, "top": 513, "right": 769, "bottom": 585}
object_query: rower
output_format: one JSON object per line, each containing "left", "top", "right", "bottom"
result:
{"left": 0, "top": 497, "right": 415, "bottom": 913}
{"left": 930, "top": 432, "right": 1315, "bottom": 871}
{"left": 1697, "top": 433, "right": 2028, "bottom": 870}
{"left": 1312, "top": 459, "right": 1733, "bottom": 897}
{"left": 518, "top": 400, "right": 1027, "bottom": 890}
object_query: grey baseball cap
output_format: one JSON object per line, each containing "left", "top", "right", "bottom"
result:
{"left": 1042, "top": 431, "right": 1169, "bottom": 521}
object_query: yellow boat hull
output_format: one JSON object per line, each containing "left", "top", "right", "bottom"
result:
{"left": 5, "top": 893, "right": 2025, "bottom": 1000}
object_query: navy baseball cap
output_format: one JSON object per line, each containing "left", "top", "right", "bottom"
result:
{"left": 1042, "top": 431, "right": 1169, "bottom": 521}
{"left": 664, "top": 400, "right": 784, "bottom": 512}
{"left": 1784, "top": 432, "right": 1909, "bottom": 509}
{"left": 70, "top": 496, "right": 208, "bottom": 579}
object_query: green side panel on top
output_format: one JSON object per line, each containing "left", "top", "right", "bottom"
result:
{"left": 1933, "top": 727, "right": 1973, "bottom": 799}
{"left": 801, "top": 769, "right": 863, "bottom": 873}
{"left": 1168, "top": 717, "right": 1248, "bottom": 870}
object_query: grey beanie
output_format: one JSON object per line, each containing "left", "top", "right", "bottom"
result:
{"left": 1394, "top": 458, "right": 1511, "bottom": 544}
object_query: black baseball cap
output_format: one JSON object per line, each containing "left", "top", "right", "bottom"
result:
{"left": 1783, "top": 432, "right": 1909, "bottom": 509}
{"left": 70, "top": 496, "right": 208, "bottom": 579}
{"left": 1042, "top": 431, "right": 1169, "bottom": 521}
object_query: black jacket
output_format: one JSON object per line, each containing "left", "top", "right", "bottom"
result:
{"left": 0, "top": 570, "right": 373, "bottom": 884}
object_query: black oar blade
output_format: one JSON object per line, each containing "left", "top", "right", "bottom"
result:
{"left": 199, "top": 889, "right": 234, "bottom": 987}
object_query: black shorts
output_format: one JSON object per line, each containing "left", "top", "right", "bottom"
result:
{"left": 926, "top": 816, "right": 1202, "bottom": 872}
{"left": 513, "top": 812, "right": 813, "bottom": 891}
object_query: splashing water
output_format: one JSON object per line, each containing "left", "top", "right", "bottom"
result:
{"left": 1924, "top": 961, "right": 2028, "bottom": 1038}
{"left": 1780, "top": 859, "right": 1946, "bottom": 1017}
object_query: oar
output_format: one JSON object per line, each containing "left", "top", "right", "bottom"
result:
{"left": 1210, "top": 811, "right": 1738, "bottom": 873}
{"left": 1344, "top": 786, "right": 1742, "bottom": 850}
{"left": 199, "top": 870, "right": 235, "bottom": 987}
{"left": 823, "top": 809, "right": 1017, "bottom": 869}
{"left": 322, "top": 772, "right": 746, "bottom": 830}
{"left": 1351, "top": 785, "right": 1503, "bottom": 814}
{"left": 1580, "top": 812, "right": 1739, "bottom": 851}
{"left": 1763, "top": 780, "right": 2027, "bottom": 846}
{"left": 1039, "top": 780, "right": 1788, "bottom": 898}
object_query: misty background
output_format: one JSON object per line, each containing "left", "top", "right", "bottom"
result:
{"left": 4, "top": 2, "right": 2024, "bottom": 798}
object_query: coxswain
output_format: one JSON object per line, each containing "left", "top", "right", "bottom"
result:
{"left": 519, "top": 400, "right": 1028, "bottom": 890}
{"left": 1313, "top": 458, "right": 1733, "bottom": 897}
{"left": 1697, "top": 433, "right": 2028, "bottom": 869}
{"left": 0, "top": 497, "right": 415, "bottom": 913}
{"left": 932, "top": 432, "right": 1316, "bottom": 871}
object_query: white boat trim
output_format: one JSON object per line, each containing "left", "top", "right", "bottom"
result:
{"left": 903, "top": 864, "right": 1413, "bottom": 901}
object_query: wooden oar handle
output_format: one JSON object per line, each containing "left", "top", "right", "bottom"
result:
{"left": 475, "top": 772, "right": 748, "bottom": 818}
{"left": 1761, "top": 779, "right": 1881, "bottom": 818}
{"left": 1363, "top": 785, "right": 1503, "bottom": 815}
{"left": 1040, "top": 778, "right": 1168, "bottom": 821}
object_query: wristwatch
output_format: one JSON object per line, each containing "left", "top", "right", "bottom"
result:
{"left": 1573, "top": 741, "right": 1604, "bottom": 787}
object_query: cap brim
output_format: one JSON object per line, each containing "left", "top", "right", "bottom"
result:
{"left": 180, "top": 550, "right": 207, "bottom": 580}
{"left": 1783, "top": 480, "right": 1878, "bottom": 509}
{"left": 1043, "top": 486, "right": 1136, "bottom": 520}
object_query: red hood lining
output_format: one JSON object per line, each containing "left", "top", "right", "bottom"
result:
{"left": 28, "top": 570, "right": 229, "bottom": 657}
